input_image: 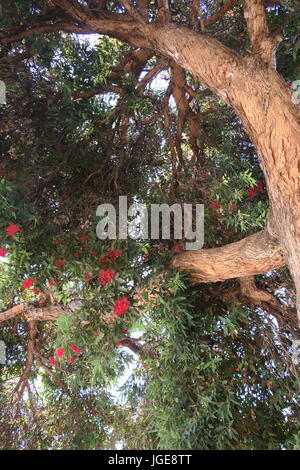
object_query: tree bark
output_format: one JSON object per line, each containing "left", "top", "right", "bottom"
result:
{"left": 171, "top": 227, "right": 285, "bottom": 283}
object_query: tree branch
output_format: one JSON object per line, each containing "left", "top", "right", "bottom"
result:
{"left": 0, "top": 304, "right": 63, "bottom": 323}
{"left": 242, "top": 0, "right": 282, "bottom": 66}
{"left": 205, "top": 0, "right": 238, "bottom": 27}
{"left": 171, "top": 228, "right": 285, "bottom": 283}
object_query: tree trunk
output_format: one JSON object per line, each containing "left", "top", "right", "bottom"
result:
{"left": 144, "top": 24, "right": 300, "bottom": 322}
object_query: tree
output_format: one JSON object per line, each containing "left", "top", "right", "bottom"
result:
{"left": 0, "top": 0, "right": 299, "bottom": 450}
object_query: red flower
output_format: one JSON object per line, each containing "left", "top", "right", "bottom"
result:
{"left": 114, "top": 297, "right": 130, "bottom": 316}
{"left": 256, "top": 180, "right": 264, "bottom": 193}
{"left": 210, "top": 202, "right": 220, "bottom": 209}
{"left": 122, "top": 328, "right": 129, "bottom": 335}
{"left": 115, "top": 341, "right": 124, "bottom": 346}
{"left": 93, "top": 331, "right": 99, "bottom": 337}
{"left": 247, "top": 187, "right": 255, "bottom": 200}
{"left": 172, "top": 246, "right": 181, "bottom": 253}
{"left": 98, "top": 269, "right": 116, "bottom": 286}
{"left": 55, "top": 347, "right": 65, "bottom": 358}
{"left": 79, "top": 235, "right": 89, "bottom": 242}
{"left": 33, "top": 288, "right": 42, "bottom": 295}
{"left": 90, "top": 410, "right": 97, "bottom": 415}
{"left": 142, "top": 254, "right": 149, "bottom": 260}
{"left": 85, "top": 272, "right": 93, "bottom": 282}
{"left": 49, "top": 356, "right": 57, "bottom": 367}
{"left": 0, "top": 248, "right": 7, "bottom": 257}
{"left": 204, "top": 295, "right": 211, "bottom": 302}
{"left": 89, "top": 250, "right": 97, "bottom": 256}
{"left": 53, "top": 239, "right": 62, "bottom": 247}
{"left": 99, "top": 256, "right": 110, "bottom": 266}
{"left": 106, "top": 250, "right": 121, "bottom": 262}
{"left": 55, "top": 259, "right": 66, "bottom": 269}
{"left": 22, "top": 278, "right": 36, "bottom": 289}
{"left": 48, "top": 280, "right": 57, "bottom": 286}
{"left": 67, "top": 357, "right": 74, "bottom": 363}
{"left": 6, "top": 224, "right": 20, "bottom": 236}
{"left": 69, "top": 345, "right": 82, "bottom": 354}
{"left": 73, "top": 253, "right": 80, "bottom": 257}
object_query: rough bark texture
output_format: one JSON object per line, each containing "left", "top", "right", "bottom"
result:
{"left": 171, "top": 228, "right": 285, "bottom": 283}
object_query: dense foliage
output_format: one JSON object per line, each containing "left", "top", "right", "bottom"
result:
{"left": 0, "top": 0, "right": 299, "bottom": 450}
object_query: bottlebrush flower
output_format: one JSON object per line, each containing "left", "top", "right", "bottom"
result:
{"left": 33, "top": 288, "right": 42, "bottom": 295}
{"left": 73, "top": 253, "right": 80, "bottom": 257}
{"left": 247, "top": 187, "right": 255, "bottom": 200}
{"left": 106, "top": 250, "right": 121, "bottom": 262}
{"left": 89, "top": 250, "right": 97, "bottom": 256}
{"left": 48, "top": 280, "right": 57, "bottom": 286}
{"left": 256, "top": 180, "right": 264, "bottom": 193}
{"left": 115, "top": 341, "right": 124, "bottom": 346}
{"left": 85, "top": 272, "right": 93, "bottom": 282}
{"left": 22, "top": 278, "right": 36, "bottom": 289}
{"left": 67, "top": 357, "right": 74, "bottom": 363}
{"left": 55, "top": 259, "right": 66, "bottom": 269}
{"left": 98, "top": 269, "right": 116, "bottom": 286}
{"left": 49, "top": 356, "right": 57, "bottom": 366}
{"left": 55, "top": 347, "right": 65, "bottom": 358}
{"left": 0, "top": 248, "right": 7, "bottom": 257}
{"left": 122, "top": 328, "right": 129, "bottom": 335}
{"left": 210, "top": 202, "right": 220, "bottom": 209}
{"left": 69, "top": 345, "right": 82, "bottom": 354}
{"left": 113, "top": 297, "right": 130, "bottom": 316}
{"left": 172, "top": 246, "right": 181, "bottom": 253}
{"left": 6, "top": 224, "right": 20, "bottom": 235}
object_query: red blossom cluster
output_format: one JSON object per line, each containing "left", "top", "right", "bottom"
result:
{"left": 247, "top": 180, "right": 264, "bottom": 200}
{"left": 0, "top": 248, "right": 7, "bottom": 257}
{"left": 172, "top": 246, "right": 181, "bottom": 253}
{"left": 85, "top": 272, "right": 93, "bottom": 282}
{"left": 33, "top": 288, "right": 42, "bottom": 295}
{"left": 98, "top": 269, "right": 116, "bottom": 286}
{"left": 99, "top": 250, "right": 121, "bottom": 265}
{"left": 55, "top": 347, "right": 64, "bottom": 358}
{"left": 210, "top": 202, "right": 220, "bottom": 209}
{"left": 113, "top": 297, "right": 130, "bottom": 316}
{"left": 49, "top": 345, "right": 82, "bottom": 367}
{"left": 22, "top": 278, "right": 36, "bottom": 289}
{"left": 69, "top": 345, "right": 82, "bottom": 354}
{"left": 6, "top": 224, "right": 20, "bottom": 236}
{"left": 55, "top": 259, "right": 66, "bottom": 269}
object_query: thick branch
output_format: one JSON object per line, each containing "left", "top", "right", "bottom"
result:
{"left": 171, "top": 229, "right": 285, "bottom": 283}
{"left": 205, "top": 0, "right": 238, "bottom": 27}
{"left": 0, "top": 304, "right": 64, "bottom": 323}
{"left": 242, "top": 0, "right": 281, "bottom": 66}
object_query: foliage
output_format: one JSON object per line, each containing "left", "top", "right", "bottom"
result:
{"left": 0, "top": 0, "right": 299, "bottom": 450}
